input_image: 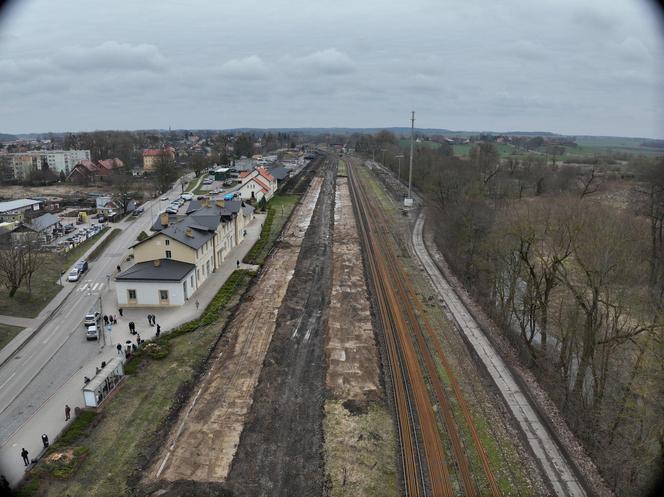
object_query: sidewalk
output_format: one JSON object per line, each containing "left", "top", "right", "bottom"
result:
{"left": 0, "top": 212, "right": 264, "bottom": 487}
{"left": 0, "top": 228, "right": 116, "bottom": 369}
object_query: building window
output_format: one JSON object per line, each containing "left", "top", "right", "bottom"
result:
{"left": 166, "top": 250, "right": 172, "bottom": 259}
{"left": 206, "top": 260, "right": 210, "bottom": 273}
{"left": 165, "top": 239, "right": 170, "bottom": 246}
{"left": 128, "top": 289, "right": 137, "bottom": 301}
{"left": 159, "top": 290, "right": 169, "bottom": 301}
{"left": 191, "top": 275, "right": 194, "bottom": 287}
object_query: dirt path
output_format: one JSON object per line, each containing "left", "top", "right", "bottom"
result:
{"left": 143, "top": 175, "right": 323, "bottom": 487}
{"left": 223, "top": 157, "right": 337, "bottom": 497}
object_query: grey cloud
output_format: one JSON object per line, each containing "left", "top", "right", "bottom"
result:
{"left": 297, "top": 48, "right": 356, "bottom": 75}
{"left": 217, "top": 55, "right": 270, "bottom": 80}
{"left": 56, "top": 41, "right": 168, "bottom": 72}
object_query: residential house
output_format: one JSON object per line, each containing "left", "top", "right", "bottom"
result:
{"left": 96, "top": 196, "right": 119, "bottom": 217}
{"left": 67, "top": 158, "right": 124, "bottom": 184}
{"left": 11, "top": 213, "right": 61, "bottom": 242}
{"left": 116, "top": 198, "right": 254, "bottom": 307}
{"left": 237, "top": 167, "right": 277, "bottom": 202}
{"left": 143, "top": 147, "right": 175, "bottom": 172}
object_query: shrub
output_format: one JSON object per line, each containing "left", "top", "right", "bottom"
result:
{"left": 137, "top": 231, "right": 148, "bottom": 242}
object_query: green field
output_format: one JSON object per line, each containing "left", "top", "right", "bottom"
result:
{"left": 0, "top": 229, "right": 110, "bottom": 318}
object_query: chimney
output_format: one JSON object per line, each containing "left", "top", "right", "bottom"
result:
{"left": 160, "top": 212, "right": 169, "bottom": 227}
{"left": 216, "top": 200, "right": 225, "bottom": 208}
{"left": 185, "top": 227, "right": 194, "bottom": 238}
{"left": 153, "top": 259, "right": 161, "bottom": 267}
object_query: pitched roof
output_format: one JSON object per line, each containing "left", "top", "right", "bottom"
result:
{"left": 252, "top": 177, "right": 270, "bottom": 193}
{"left": 76, "top": 160, "right": 98, "bottom": 172}
{"left": 26, "top": 213, "right": 60, "bottom": 232}
{"left": 116, "top": 259, "right": 195, "bottom": 282}
{"left": 268, "top": 166, "right": 289, "bottom": 181}
{"left": 256, "top": 167, "right": 274, "bottom": 182}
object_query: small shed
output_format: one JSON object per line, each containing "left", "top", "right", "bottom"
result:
{"left": 212, "top": 167, "right": 230, "bottom": 181}
{"left": 82, "top": 357, "right": 124, "bottom": 408}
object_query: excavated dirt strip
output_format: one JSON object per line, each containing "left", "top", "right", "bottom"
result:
{"left": 224, "top": 158, "right": 337, "bottom": 497}
{"left": 326, "top": 176, "right": 382, "bottom": 401}
{"left": 144, "top": 176, "right": 323, "bottom": 485}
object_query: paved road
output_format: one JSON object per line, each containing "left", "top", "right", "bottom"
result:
{"left": 0, "top": 182, "right": 188, "bottom": 446}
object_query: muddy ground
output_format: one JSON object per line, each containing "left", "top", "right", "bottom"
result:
{"left": 223, "top": 156, "right": 337, "bottom": 497}
{"left": 142, "top": 175, "right": 324, "bottom": 490}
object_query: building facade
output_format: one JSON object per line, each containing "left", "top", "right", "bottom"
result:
{"left": 143, "top": 147, "right": 176, "bottom": 172}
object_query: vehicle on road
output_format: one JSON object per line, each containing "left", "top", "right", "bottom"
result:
{"left": 85, "top": 324, "right": 99, "bottom": 340}
{"left": 132, "top": 207, "right": 144, "bottom": 216}
{"left": 84, "top": 312, "right": 101, "bottom": 327}
{"left": 180, "top": 193, "right": 193, "bottom": 201}
{"left": 161, "top": 196, "right": 168, "bottom": 201}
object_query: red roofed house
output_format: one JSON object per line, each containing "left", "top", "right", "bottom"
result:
{"left": 237, "top": 167, "right": 277, "bottom": 202}
{"left": 143, "top": 147, "right": 176, "bottom": 172}
{"left": 67, "top": 158, "right": 124, "bottom": 184}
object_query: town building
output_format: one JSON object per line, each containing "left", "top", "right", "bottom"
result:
{"left": 143, "top": 147, "right": 176, "bottom": 172}
{"left": 2, "top": 150, "right": 90, "bottom": 180}
{"left": 0, "top": 199, "right": 42, "bottom": 223}
{"left": 237, "top": 167, "right": 277, "bottom": 202}
{"left": 116, "top": 198, "right": 254, "bottom": 307}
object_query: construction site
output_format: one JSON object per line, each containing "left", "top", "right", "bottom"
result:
{"left": 128, "top": 151, "right": 604, "bottom": 497}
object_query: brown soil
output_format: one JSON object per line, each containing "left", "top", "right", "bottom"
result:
{"left": 325, "top": 177, "right": 382, "bottom": 401}
{"left": 143, "top": 174, "right": 324, "bottom": 487}
{"left": 223, "top": 156, "right": 337, "bottom": 497}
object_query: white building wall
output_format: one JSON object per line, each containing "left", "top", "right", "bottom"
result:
{"left": 115, "top": 272, "right": 193, "bottom": 307}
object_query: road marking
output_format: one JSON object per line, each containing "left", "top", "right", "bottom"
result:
{"left": 91, "top": 283, "right": 100, "bottom": 291}
{"left": 0, "top": 372, "right": 16, "bottom": 391}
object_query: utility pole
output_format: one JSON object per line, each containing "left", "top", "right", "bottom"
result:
{"left": 405, "top": 111, "right": 415, "bottom": 207}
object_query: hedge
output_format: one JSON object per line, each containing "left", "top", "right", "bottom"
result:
{"left": 243, "top": 207, "right": 275, "bottom": 264}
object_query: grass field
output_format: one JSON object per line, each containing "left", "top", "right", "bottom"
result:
{"left": 0, "top": 323, "right": 24, "bottom": 352}
{"left": 243, "top": 194, "right": 299, "bottom": 265}
{"left": 18, "top": 271, "right": 254, "bottom": 497}
{"left": 0, "top": 228, "right": 109, "bottom": 318}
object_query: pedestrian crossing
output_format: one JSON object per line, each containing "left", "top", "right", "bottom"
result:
{"left": 77, "top": 280, "right": 105, "bottom": 292}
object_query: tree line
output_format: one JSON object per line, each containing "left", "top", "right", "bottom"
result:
{"left": 359, "top": 130, "right": 664, "bottom": 497}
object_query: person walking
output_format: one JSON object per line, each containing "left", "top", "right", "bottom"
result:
{"left": 195, "top": 300, "right": 200, "bottom": 310}
{"left": 116, "top": 264, "right": 121, "bottom": 273}
{"left": 151, "top": 314, "right": 156, "bottom": 326}
{"left": 156, "top": 324, "right": 161, "bottom": 337}
{"left": 113, "top": 314, "right": 117, "bottom": 325}
{"left": 117, "top": 343, "right": 123, "bottom": 356}
{"left": 21, "top": 448, "right": 29, "bottom": 466}
{"left": 147, "top": 314, "right": 152, "bottom": 326}
{"left": 236, "top": 260, "right": 240, "bottom": 269}
{"left": 118, "top": 308, "right": 123, "bottom": 317}
{"left": 65, "top": 404, "right": 71, "bottom": 421}
{"left": 41, "top": 434, "right": 49, "bottom": 448}
{"left": 103, "top": 315, "right": 109, "bottom": 325}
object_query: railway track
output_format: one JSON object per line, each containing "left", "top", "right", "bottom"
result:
{"left": 346, "top": 158, "right": 502, "bottom": 497}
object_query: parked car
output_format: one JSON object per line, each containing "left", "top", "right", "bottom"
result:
{"left": 98, "top": 215, "right": 106, "bottom": 223}
{"left": 75, "top": 260, "right": 88, "bottom": 273}
{"left": 180, "top": 193, "right": 193, "bottom": 201}
{"left": 85, "top": 324, "right": 99, "bottom": 340}
{"left": 165, "top": 206, "right": 178, "bottom": 214}
{"left": 161, "top": 196, "right": 169, "bottom": 201}
{"left": 64, "top": 224, "right": 75, "bottom": 233}
{"left": 67, "top": 269, "right": 81, "bottom": 282}
{"left": 84, "top": 312, "right": 101, "bottom": 327}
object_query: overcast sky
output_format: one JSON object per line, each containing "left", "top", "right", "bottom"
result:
{"left": 0, "top": 0, "right": 662, "bottom": 137}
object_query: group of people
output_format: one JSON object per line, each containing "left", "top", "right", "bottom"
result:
{"left": 103, "top": 314, "right": 117, "bottom": 326}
